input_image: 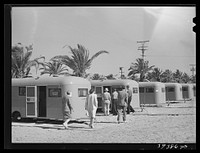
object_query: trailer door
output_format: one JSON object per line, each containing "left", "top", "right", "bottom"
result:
{"left": 95, "top": 86, "right": 103, "bottom": 111}
{"left": 26, "top": 86, "right": 37, "bottom": 117}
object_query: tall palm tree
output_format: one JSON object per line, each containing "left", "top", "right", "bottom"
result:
{"left": 39, "top": 59, "right": 69, "bottom": 77}
{"left": 52, "top": 44, "right": 109, "bottom": 78}
{"left": 90, "top": 73, "right": 106, "bottom": 80}
{"left": 128, "top": 58, "right": 155, "bottom": 82}
{"left": 12, "top": 43, "right": 45, "bottom": 78}
{"left": 160, "top": 69, "right": 174, "bottom": 82}
{"left": 181, "top": 72, "right": 191, "bottom": 83}
{"left": 105, "top": 74, "right": 117, "bottom": 80}
{"left": 173, "top": 69, "right": 184, "bottom": 83}
{"left": 146, "top": 67, "right": 163, "bottom": 82}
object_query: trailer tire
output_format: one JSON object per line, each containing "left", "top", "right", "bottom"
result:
{"left": 12, "top": 111, "right": 21, "bottom": 122}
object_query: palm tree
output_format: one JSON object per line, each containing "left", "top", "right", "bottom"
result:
{"left": 146, "top": 67, "right": 163, "bottom": 82}
{"left": 12, "top": 43, "right": 45, "bottom": 78}
{"left": 173, "top": 69, "right": 184, "bottom": 83}
{"left": 190, "top": 74, "right": 196, "bottom": 83}
{"left": 90, "top": 73, "right": 106, "bottom": 80}
{"left": 52, "top": 44, "right": 109, "bottom": 78}
{"left": 128, "top": 58, "right": 155, "bottom": 82}
{"left": 181, "top": 72, "right": 191, "bottom": 83}
{"left": 39, "top": 59, "right": 69, "bottom": 77}
{"left": 160, "top": 69, "right": 174, "bottom": 82}
{"left": 105, "top": 74, "right": 117, "bottom": 80}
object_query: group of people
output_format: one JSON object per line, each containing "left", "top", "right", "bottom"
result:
{"left": 62, "top": 85, "right": 135, "bottom": 129}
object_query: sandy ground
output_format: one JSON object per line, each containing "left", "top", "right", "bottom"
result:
{"left": 12, "top": 99, "right": 196, "bottom": 145}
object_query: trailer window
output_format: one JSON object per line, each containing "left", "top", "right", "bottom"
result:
{"left": 48, "top": 88, "right": 61, "bottom": 97}
{"left": 95, "top": 87, "right": 102, "bottom": 94}
{"left": 146, "top": 87, "right": 154, "bottom": 93}
{"left": 78, "top": 88, "right": 88, "bottom": 97}
{"left": 132, "top": 87, "right": 138, "bottom": 93}
{"left": 182, "top": 87, "right": 188, "bottom": 91}
{"left": 19, "top": 87, "right": 26, "bottom": 96}
{"left": 161, "top": 88, "right": 165, "bottom": 92}
{"left": 167, "top": 87, "right": 174, "bottom": 92}
{"left": 139, "top": 87, "right": 144, "bottom": 93}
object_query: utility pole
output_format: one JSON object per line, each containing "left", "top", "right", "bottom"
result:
{"left": 119, "top": 67, "right": 124, "bottom": 79}
{"left": 137, "top": 40, "right": 149, "bottom": 61}
{"left": 137, "top": 40, "right": 149, "bottom": 112}
{"left": 190, "top": 64, "right": 196, "bottom": 76}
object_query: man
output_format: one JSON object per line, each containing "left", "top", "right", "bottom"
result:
{"left": 85, "top": 87, "right": 98, "bottom": 128}
{"left": 126, "top": 85, "right": 135, "bottom": 114}
{"left": 102, "top": 88, "right": 111, "bottom": 116}
{"left": 111, "top": 89, "right": 118, "bottom": 115}
{"left": 62, "top": 91, "right": 73, "bottom": 129}
{"left": 117, "top": 86, "right": 128, "bottom": 123}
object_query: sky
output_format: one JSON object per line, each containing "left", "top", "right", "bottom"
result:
{"left": 11, "top": 6, "right": 196, "bottom": 77}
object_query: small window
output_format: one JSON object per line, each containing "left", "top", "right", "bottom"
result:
{"left": 132, "top": 87, "right": 138, "bottom": 93}
{"left": 146, "top": 87, "right": 154, "bottom": 93}
{"left": 48, "top": 88, "right": 61, "bottom": 97}
{"left": 78, "top": 88, "right": 88, "bottom": 97}
{"left": 95, "top": 87, "right": 102, "bottom": 94}
{"left": 182, "top": 87, "right": 188, "bottom": 91}
{"left": 139, "top": 87, "right": 144, "bottom": 93}
{"left": 180, "top": 88, "right": 182, "bottom": 91}
{"left": 161, "top": 88, "right": 165, "bottom": 92}
{"left": 167, "top": 87, "right": 175, "bottom": 92}
{"left": 19, "top": 87, "right": 26, "bottom": 96}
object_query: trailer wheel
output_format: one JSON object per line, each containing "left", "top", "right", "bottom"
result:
{"left": 12, "top": 111, "right": 21, "bottom": 122}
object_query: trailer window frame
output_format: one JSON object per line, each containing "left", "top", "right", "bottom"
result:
{"left": 146, "top": 87, "right": 154, "bottom": 93}
{"left": 139, "top": 87, "right": 145, "bottom": 93}
{"left": 132, "top": 87, "right": 138, "bottom": 94}
{"left": 182, "top": 87, "right": 188, "bottom": 91}
{"left": 167, "top": 87, "right": 175, "bottom": 92}
{"left": 78, "top": 88, "right": 88, "bottom": 97}
{"left": 19, "top": 86, "right": 26, "bottom": 96}
{"left": 48, "top": 88, "right": 62, "bottom": 97}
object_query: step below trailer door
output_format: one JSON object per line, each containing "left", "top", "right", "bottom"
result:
{"left": 26, "top": 86, "right": 37, "bottom": 117}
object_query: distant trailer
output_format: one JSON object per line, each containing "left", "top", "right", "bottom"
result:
{"left": 12, "top": 76, "right": 91, "bottom": 121}
{"left": 192, "top": 83, "right": 196, "bottom": 97}
{"left": 90, "top": 79, "right": 140, "bottom": 112}
{"left": 181, "top": 83, "right": 195, "bottom": 100}
{"left": 138, "top": 82, "right": 166, "bottom": 106}
{"left": 164, "top": 83, "right": 183, "bottom": 102}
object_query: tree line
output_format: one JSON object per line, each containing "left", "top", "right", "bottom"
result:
{"left": 12, "top": 43, "right": 196, "bottom": 83}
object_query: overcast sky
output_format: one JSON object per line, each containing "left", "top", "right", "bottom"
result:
{"left": 12, "top": 6, "right": 196, "bottom": 77}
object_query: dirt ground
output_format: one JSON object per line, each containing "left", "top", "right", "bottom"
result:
{"left": 12, "top": 99, "right": 196, "bottom": 147}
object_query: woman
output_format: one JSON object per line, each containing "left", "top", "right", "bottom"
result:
{"left": 85, "top": 87, "right": 98, "bottom": 128}
{"left": 62, "top": 91, "right": 73, "bottom": 129}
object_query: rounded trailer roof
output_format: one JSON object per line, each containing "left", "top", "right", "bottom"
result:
{"left": 139, "top": 82, "right": 165, "bottom": 87}
{"left": 180, "top": 83, "right": 194, "bottom": 87}
{"left": 164, "top": 82, "right": 182, "bottom": 87}
{"left": 12, "top": 76, "right": 91, "bottom": 86}
{"left": 90, "top": 79, "right": 138, "bottom": 87}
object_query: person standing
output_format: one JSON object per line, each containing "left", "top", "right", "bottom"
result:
{"left": 126, "top": 85, "right": 135, "bottom": 114}
{"left": 102, "top": 88, "right": 111, "bottom": 116}
{"left": 117, "top": 86, "right": 128, "bottom": 123}
{"left": 85, "top": 87, "right": 98, "bottom": 128}
{"left": 62, "top": 91, "right": 73, "bottom": 129}
{"left": 111, "top": 89, "right": 118, "bottom": 115}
